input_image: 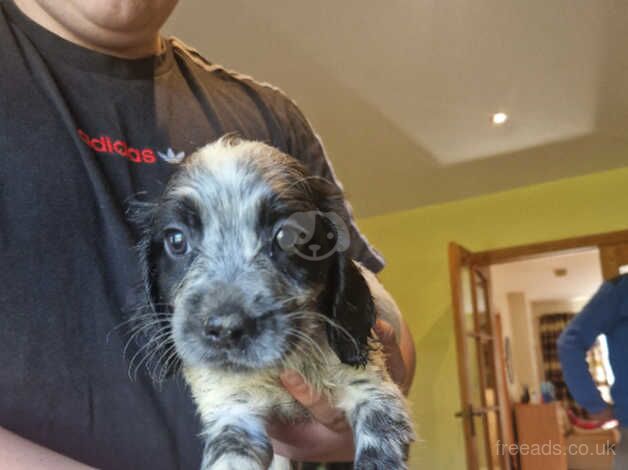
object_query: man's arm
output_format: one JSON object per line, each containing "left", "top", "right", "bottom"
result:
{"left": 558, "top": 279, "right": 624, "bottom": 416}
{"left": 277, "top": 94, "right": 385, "bottom": 274}
{"left": 0, "top": 427, "right": 95, "bottom": 470}
{"left": 376, "top": 317, "right": 416, "bottom": 396}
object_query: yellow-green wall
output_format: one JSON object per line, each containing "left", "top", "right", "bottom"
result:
{"left": 358, "top": 166, "right": 628, "bottom": 469}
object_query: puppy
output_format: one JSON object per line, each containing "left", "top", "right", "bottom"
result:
{"left": 133, "top": 137, "right": 415, "bottom": 469}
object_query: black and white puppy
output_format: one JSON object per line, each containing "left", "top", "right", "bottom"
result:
{"left": 134, "top": 137, "right": 415, "bottom": 470}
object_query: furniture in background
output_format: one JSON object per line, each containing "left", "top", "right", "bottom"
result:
{"left": 539, "top": 313, "right": 576, "bottom": 407}
{"left": 514, "top": 403, "right": 619, "bottom": 470}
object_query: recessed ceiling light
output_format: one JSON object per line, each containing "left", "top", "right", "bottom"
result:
{"left": 492, "top": 112, "right": 508, "bottom": 126}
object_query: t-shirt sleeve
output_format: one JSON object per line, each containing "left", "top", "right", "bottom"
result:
{"left": 274, "top": 95, "right": 385, "bottom": 273}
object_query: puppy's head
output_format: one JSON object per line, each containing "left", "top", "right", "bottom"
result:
{"left": 136, "top": 137, "right": 375, "bottom": 372}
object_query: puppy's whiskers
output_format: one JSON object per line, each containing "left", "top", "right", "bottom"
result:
{"left": 285, "top": 310, "right": 361, "bottom": 358}
{"left": 283, "top": 328, "right": 329, "bottom": 367}
{"left": 121, "top": 316, "right": 171, "bottom": 360}
{"left": 128, "top": 328, "right": 173, "bottom": 381}
{"left": 158, "top": 344, "right": 181, "bottom": 382}
{"left": 152, "top": 342, "right": 179, "bottom": 383}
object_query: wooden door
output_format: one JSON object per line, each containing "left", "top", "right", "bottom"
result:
{"left": 599, "top": 241, "right": 628, "bottom": 280}
{"left": 449, "top": 243, "right": 512, "bottom": 470}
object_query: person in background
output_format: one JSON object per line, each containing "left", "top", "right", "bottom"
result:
{"left": 558, "top": 274, "right": 628, "bottom": 470}
{"left": 0, "top": 0, "right": 416, "bottom": 469}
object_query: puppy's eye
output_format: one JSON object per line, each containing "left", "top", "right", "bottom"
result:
{"left": 164, "top": 229, "right": 188, "bottom": 257}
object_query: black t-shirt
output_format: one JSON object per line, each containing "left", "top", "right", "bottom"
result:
{"left": 0, "top": 1, "right": 383, "bottom": 469}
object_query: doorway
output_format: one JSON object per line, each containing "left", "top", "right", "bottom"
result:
{"left": 449, "top": 229, "right": 628, "bottom": 470}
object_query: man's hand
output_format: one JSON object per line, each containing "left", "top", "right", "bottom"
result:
{"left": 0, "top": 427, "right": 95, "bottom": 470}
{"left": 267, "top": 370, "right": 355, "bottom": 462}
{"left": 267, "top": 318, "right": 415, "bottom": 462}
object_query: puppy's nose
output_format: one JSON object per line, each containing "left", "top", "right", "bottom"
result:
{"left": 203, "top": 307, "right": 252, "bottom": 345}
{"left": 203, "top": 323, "right": 243, "bottom": 343}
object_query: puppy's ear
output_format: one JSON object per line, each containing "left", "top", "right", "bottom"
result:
{"left": 306, "top": 176, "right": 376, "bottom": 366}
{"left": 126, "top": 200, "right": 178, "bottom": 381}
{"left": 327, "top": 252, "right": 376, "bottom": 366}
{"left": 126, "top": 200, "right": 160, "bottom": 307}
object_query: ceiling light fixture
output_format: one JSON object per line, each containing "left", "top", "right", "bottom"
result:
{"left": 492, "top": 112, "right": 508, "bottom": 126}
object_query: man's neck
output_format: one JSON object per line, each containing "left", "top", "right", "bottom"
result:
{"left": 13, "top": 0, "right": 163, "bottom": 59}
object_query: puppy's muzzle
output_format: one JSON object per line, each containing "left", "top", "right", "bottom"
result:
{"left": 203, "top": 304, "right": 257, "bottom": 348}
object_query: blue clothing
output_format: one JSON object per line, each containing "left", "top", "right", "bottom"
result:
{"left": 558, "top": 274, "right": 628, "bottom": 426}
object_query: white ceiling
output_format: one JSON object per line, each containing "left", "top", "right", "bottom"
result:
{"left": 490, "top": 249, "right": 603, "bottom": 307}
{"left": 165, "top": 1, "right": 628, "bottom": 216}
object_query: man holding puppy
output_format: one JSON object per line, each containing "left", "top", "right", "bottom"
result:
{"left": 0, "top": 0, "right": 415, "bottom": 468}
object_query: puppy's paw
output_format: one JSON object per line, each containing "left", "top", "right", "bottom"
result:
{"left": 268, "top": 454, "right": 291, "bottom": 470}
{"left": 205, "top": 454, "right": 267, "bottom": 470}
{"left": 349, "top": 389, "right": 415, "bottom": 470}
{"left": 354, "top": 448, "right": 407, "bottom": 470}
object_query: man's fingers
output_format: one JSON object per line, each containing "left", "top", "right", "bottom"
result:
{"left": 267, "top": 420, "right": 354, "bottom": 462}
{"left": 280, "top": 370, "right": 349, "bottom": 433}
{"left": 374, "top": 319, "right": 406, "bottom": 387}
{"left": 273, "top": 370, "right": 354, "bottom": 461}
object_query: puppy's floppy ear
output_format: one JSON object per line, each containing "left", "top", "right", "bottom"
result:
{"left": 126, "top": 200, "right": 178, "bottom": 381}
{"left": 327, "top": 251, "right": 376, "bottom": 366}
{"left": 310, "top": 179, "right": 376, "bottom": 366}
{"left": 126, "top": 199, "right": 160, "bottom": 307}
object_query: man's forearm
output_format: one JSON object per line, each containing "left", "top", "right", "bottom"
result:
{"left": 558, "top": 332, "right": 608, "bottom": 413}
{"left": 398, "top": 317, "right": 416, "bottom": 395}
{"left": 0, "top": 427, "right": 94, "bottom": 470}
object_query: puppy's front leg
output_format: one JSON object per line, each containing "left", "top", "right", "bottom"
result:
{"left": 338, "top": 376, "right": 415, "bottom": 470}
{"left": 200, "top": 409, "right": 273, "bottom": 470}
